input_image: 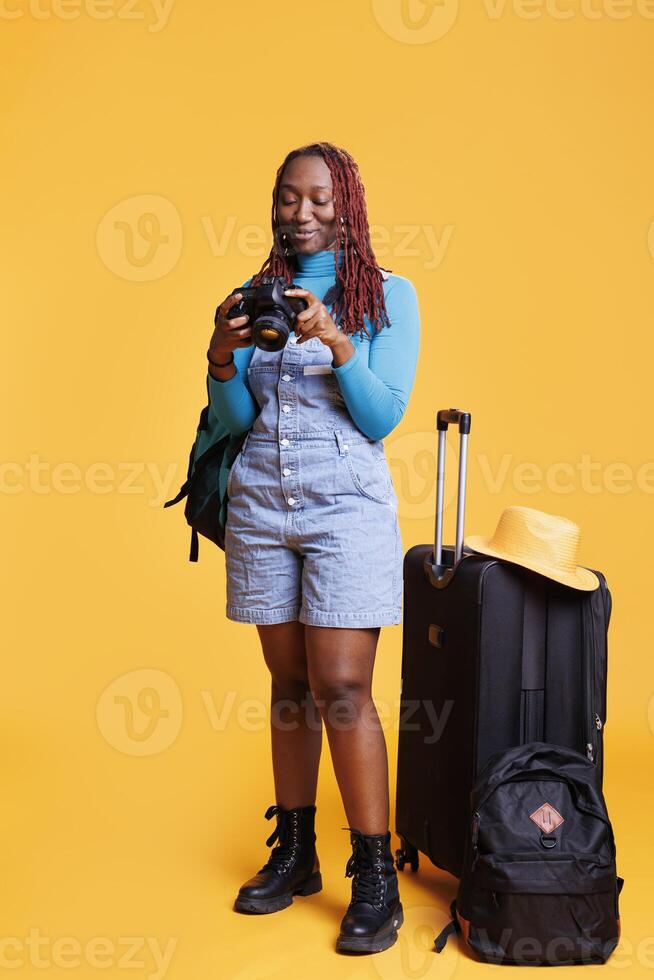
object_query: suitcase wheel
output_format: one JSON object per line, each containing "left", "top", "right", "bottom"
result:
{"left": 395, "top": 839, "right": 419, "bottom": 873}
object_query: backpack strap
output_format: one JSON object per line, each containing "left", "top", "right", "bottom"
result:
{"left": 434, "top": 899, "right": 461, "bottom": 953}
{"left": 189, "top": 528, "right": 199, "bottom": 562}
{"left": 163, "top": 480, "right": 190, "bottom": 508}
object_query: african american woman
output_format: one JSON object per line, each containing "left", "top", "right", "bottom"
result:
{"left": 207, "top": 141, "right": 420, "bottom": 954}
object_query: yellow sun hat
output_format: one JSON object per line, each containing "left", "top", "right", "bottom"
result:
{"left": 465, "top": 505, "right": 600, "bottom": 591}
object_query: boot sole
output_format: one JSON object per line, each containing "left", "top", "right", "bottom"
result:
{"left": 336, "top": 903, "right": 404, "bottom": 954}
{"left": 233, "top": 871, "right": 323, "bottom": 914}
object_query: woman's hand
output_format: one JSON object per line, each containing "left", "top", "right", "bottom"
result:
{"left": 209, "top": 291, "right": 252, "bottom": 359}
{"left": 284, "top": 287, "right": 343, "bottom": 349}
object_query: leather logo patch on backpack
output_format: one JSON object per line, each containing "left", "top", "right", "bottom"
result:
{"left": 529, "top": 802, "right": 564, "bottom": 832}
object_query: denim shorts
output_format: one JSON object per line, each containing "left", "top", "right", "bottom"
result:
{"left": 224, "top": 430, "right": 402, "bottom": 627}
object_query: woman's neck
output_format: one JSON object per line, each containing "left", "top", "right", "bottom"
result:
{"left": 295, "top": 248, "right": 345, "bottom": 278}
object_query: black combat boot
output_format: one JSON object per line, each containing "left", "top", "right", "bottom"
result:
{"left": 336, "top": 828, "right": 404, "bottom": 953}
{"left": 234, "top": 804, "right": 322, "bottom": 914}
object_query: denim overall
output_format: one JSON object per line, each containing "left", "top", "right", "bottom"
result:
{"left": 224, "top": 330, "right": 403, "bottom": 627}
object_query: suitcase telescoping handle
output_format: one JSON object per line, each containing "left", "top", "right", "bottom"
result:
{"left": 427, "top": 408, "right": 472, "bottom": 589}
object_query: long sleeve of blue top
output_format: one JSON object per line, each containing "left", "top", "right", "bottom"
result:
{"left": 207, "top": 251, "right": 420, "bottom": 441}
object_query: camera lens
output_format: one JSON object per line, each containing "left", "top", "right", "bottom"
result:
{"left": 253, "top": 313, "right": 290, "bottom": 352}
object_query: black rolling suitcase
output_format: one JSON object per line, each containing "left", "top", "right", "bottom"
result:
{"left": 394, "top": 409, "right": 612, "bottom": 879}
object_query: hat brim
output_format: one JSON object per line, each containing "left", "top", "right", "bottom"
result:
{"left": 464, "top": 535, "right": 600, "bottom": 592}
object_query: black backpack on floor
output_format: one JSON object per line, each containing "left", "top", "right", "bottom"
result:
{"left": 434, "top": 741, "right": 624, "bottom": 965}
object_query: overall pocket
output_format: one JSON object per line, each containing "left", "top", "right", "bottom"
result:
{"left": 342, "top": 441, "right": 393, "bottom": 504}
{"left": 226, "top": 442, "right": 249, "bottom": 497}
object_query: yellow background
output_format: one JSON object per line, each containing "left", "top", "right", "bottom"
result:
{"left": 2, "top": 0, "right": 653, "bottom": 977}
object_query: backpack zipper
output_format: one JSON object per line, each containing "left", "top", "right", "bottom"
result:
{"left": 472, "top": 811, "right": 480, "bottom": 847}
{"left": 470, "top": 810, "right": 480, "bottom": 868}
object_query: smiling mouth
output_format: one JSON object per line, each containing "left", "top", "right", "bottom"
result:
{"left": 293, "top": 229, "right": 318, "bottom": 238}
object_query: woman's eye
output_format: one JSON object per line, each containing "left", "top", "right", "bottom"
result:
{"left": 280, "top": 199, "right": 330, "bottom": 207}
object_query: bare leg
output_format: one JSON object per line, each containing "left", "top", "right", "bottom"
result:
{"left": 304, "top": 625, "right": 388, "bottom": 835}
{"left": 256, "top": 621, "right": 323, "bottom": 809}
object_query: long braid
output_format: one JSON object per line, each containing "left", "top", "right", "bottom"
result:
{"left": 250, "top": 142, "right": 392, "bottom": 339}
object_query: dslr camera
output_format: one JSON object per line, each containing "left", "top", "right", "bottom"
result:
{"left": 220, "top": 277, "right": 309, "bottom": 353}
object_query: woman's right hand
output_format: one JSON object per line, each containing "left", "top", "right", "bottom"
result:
{"left": 208, "top": 292, "right": 252, "bottom": 358}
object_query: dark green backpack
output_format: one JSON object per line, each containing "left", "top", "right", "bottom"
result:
{"left": 164, "top": 375, "right": 250, "bottom": 561}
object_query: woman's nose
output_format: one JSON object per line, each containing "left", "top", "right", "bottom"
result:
{"left": 295, "top": 200, "right": 314, "bottom": 223}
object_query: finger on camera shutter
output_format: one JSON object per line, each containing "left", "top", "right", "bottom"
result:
{"left": 219, "top": 292, "right": 245, "bottom": 318}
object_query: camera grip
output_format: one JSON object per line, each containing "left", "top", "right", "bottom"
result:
{"left": 286, "top": 296, "right": 309, "bottom": 316}
{"left": 224, "top": 301, "right": 246, "bottom": 321}
{"left": 215, "top": 289, "right": 249, "bottom": 328}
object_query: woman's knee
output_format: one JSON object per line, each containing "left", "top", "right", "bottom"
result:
{"left": 309, "top": 672, "right": 371, "bottom": 712}
{"left": 270, "top": 674, "right": 311, "bottom": 705}
{"left": 304, "top": 625, "right": 377, "bottom": 712}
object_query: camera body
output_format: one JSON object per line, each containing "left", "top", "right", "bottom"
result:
{"left": 222, "top": 276, "right": 309, "bottom": 352}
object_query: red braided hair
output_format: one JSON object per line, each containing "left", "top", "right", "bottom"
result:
{"left": 250, "top": 142, "right": 392, "bottom": 340}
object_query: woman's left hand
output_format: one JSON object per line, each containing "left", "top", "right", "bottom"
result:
{"left": 284, "top": 287, "right": 341, "bottom": 349}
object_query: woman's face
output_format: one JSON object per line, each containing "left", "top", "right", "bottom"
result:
{"left": 276, "top": 155, "right": 340, "bottom": 256}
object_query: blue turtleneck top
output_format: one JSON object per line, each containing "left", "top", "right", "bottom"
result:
{"left": 207, "top": 249, "right": 420, "bottom": 442}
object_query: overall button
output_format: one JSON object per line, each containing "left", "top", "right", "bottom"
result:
{"left": 282, "top": 374, "right": 291, "bottom": 382}
{"left": 287, "top": 496, "right": 296, "bottom": 506}
{"left": 282, "top": 405, "right": 291, "bottom": 413}
{"left": 283, "top": 468, "right": 291, "bottom": 476}
{"left": 280, "top": 438, "right": 289, "bottom": 446}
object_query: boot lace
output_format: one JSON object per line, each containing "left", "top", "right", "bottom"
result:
{"left": 258, "top": 805, "right": 300, "bottom": 876}
{"left": 344, "top": 830, "right": 386, "bottom": 910}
